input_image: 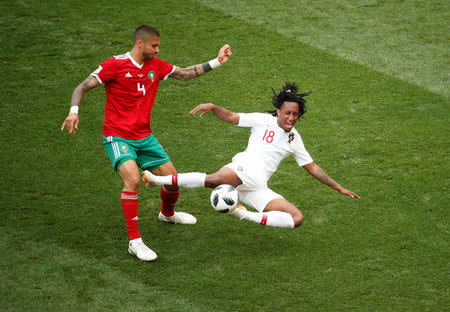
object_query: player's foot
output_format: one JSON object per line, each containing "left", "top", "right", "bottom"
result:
{"left": 142, "top": 170, "right": 157, "bottom": 187}
{"left": 128, "top": 238, "right": 158, "bottom": 261}
{"left": 158, "top": 211, "right": 197, "bottom": 224}
{"left": 228, "top": 204, "right": 247, "bottom": 220}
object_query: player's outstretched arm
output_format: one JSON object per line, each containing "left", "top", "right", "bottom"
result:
{"left": 169, "top": 44, "right": 232, "bottom": 81}
{"left": 303, "top": 162, "right": 360, "bottom": 199}
{"left": 61, "top": 76, "right": 100, "bottom": 134}
{"left": 190, "top": 103, "right": 239, "bottom": 125}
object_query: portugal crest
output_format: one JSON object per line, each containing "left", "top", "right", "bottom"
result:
{"left": 148, "top": 71, "right": 155, "bottom": 82}
{"left": 288, "top": 133, "right": 295, "bottom": 143}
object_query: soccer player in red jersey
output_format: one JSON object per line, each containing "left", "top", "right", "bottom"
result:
{"left": 61, "top": 25, "right": 232, "bottom": 261}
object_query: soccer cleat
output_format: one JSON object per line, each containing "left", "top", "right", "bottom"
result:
{"left": 143, "top": 170, "right": 156, "bottom": 187}
{"left": 128, "top": 238, "right": 158, "bottom": 261}
{"left": 227, "top": 204, "right": 247, "bottom": 220}
{"left": 158, "top": 211, "right": 197, "bottom": 224}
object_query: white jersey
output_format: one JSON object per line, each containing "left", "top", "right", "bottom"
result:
{"left": 232, "top": 113, "right": 313, "bottom": 184}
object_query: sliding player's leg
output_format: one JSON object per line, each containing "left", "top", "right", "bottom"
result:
{"left": 229, "top": 189, "right": 303, "bottom": 229}
{"left": 263, "top": 198, "right": 303, "bottom": 228}
{"left": 143, "top": 167, "right": 242, "bottom": 189}
{"left": 205, "top": 167, "right": 243, "bottom": 188}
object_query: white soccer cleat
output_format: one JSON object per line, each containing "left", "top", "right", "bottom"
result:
{"left": 142, "top": 170, "right": 157, "bottom": 187}
{"left": 128, "top": 238, "right": 158, "bottom": 261}
{"left": 158, "top": 211, "right": 197, "bottom": 224}
{"left": 227, "top": 204, "right": 247, "bottom": 220}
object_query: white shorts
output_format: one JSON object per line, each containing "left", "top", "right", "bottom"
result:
{"left": 224, "top": 160, "right": 283, "bottom": 212}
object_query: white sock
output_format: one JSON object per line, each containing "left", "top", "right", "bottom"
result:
{"left": 177, "top": 172, "right": 206, "bottom": 188}
{"left": 243, "top": 210, "right": 294, "bottom": 228}
{"left": 152, "top": 172, "right": 206, "bottom": 188}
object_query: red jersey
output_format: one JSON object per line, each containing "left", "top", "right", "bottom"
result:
{"left": 91, "top": 52, "right": 175, "bottom": 140}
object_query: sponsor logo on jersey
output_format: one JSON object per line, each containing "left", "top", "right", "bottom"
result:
{"left": 125, "top": 72, "right": 132, "bottom": 77}
{"left": 148, "top": 71, "right": 156, "bottom": 82}
{"left": 288, "top": 133, "right": 295, "bottom": 143}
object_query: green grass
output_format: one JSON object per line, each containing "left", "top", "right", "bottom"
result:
{"left": 1, "top": 0, "right": 449, "bottom": 311}
{"left": 196, "top": 0, "right": 450, "bottom": 98}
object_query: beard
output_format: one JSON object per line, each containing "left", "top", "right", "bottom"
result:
{"left": 142, "top": 51, "right": 156, "bottom": 60}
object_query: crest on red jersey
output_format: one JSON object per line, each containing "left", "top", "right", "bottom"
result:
{"left": 148, "top": 71, "right": 155, "bottom": 82}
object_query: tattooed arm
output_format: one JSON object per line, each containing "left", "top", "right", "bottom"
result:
{"left": 169, "top": 64, "right": 205, "bottom": 81}
{"left": 61, "top": 76, "right": 100, "bottom": 134}
{"left": 169, "top": 44, "right": 232, "bottom": 81}
{"left": 303, "top": 162, "right": 360, "bottom": 199}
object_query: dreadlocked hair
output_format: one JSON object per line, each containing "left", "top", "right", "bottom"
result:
{"left": 268, "top": 81, "right": 311, "bottom": 118}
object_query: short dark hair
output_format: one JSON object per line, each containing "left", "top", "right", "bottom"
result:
{"left": 268, "top": 81, "right": 310, "bottom": 118}
{"left": 134, "top": 25, "right": 160, "bottom": 42}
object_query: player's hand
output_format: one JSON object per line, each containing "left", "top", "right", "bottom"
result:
{"left": 61, "top": 113, "right": 79, "bottom": 134}
{"left": 217, "top": 44, "right": 232, "bottom": 64}
{"left": 340, "top": 188, "right": 360, "bottom": 199}
{"left": 190, "top": 103, "right": 215, "bottom": 117}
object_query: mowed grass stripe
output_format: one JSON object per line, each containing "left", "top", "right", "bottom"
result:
{"left": 0, "top": 228, "right": 208, "bottom": 312}
{"left": 195, "top": 0, "right": 450, "bottom": 98}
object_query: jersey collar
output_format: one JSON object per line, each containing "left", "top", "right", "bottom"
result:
{"left": 126, "top": 52, "right": 144, "bottom": 69}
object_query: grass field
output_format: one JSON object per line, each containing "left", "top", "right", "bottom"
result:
{"left": 1, "top": 0, "right": 449, "bottom": 311}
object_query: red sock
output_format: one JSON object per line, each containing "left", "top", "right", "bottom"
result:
{"left": 121, "top": 191, "right": 140, "bottom": 240}
{"left": 160, "top": 186, "right": 179, "bottom": 217}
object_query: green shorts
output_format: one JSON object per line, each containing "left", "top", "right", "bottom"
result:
{"left": 103, "top": 135, "right": 170, "bottom": 171}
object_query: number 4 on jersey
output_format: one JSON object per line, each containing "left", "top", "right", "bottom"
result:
{"left": 137, "top": 83, "right": 146, "bottom": 96}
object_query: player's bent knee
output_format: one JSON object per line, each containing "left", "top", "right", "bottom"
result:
{"left": 130, "top": 176, "right": 141, "bottom": 189}
{"left": 122, "top": 173, "right": 141, "bottom": 191}
{"left": 205, "top": 173, "right": 224, "bottom": 188}
{"left": 292, "top": 212, "right": 304, "bottom": 228}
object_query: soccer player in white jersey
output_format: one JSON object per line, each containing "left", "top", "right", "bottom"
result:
{"left": 144, "top": 82, "right": 359, "bottom": 229}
